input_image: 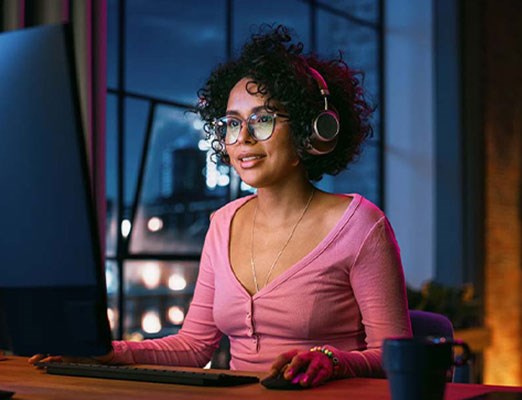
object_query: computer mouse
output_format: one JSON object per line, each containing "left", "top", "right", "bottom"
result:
{"left": 260, "top": 371, "right": 306, "bottom": 390}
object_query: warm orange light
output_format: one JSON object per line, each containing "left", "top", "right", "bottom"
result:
{"left": 142, "top": 311, "right": 162, "bottom": 334}
{"left": 168, "top": 273, "right": 187, "bottom": 291}
{"left": 167, "top": 306, "right": 185, "bottom": 325}
{"left": 141, "top": 262, "right": 161, "bottom": 289}
{"left": 147, "top": 217, "right": 163, "bottom": 232}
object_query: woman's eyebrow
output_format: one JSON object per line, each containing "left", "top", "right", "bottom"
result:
{"left": 225, "top": 106, "right": 267, "bottom": 116}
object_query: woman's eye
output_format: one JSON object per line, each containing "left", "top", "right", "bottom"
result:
{"left": 255, "top": 115, "right": 272, "bottom": 124}
{"left": 228, "top": 119, "right": 240, "bottom": 129}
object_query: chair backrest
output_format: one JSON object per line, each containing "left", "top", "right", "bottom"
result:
{"left": 409, "top": 310, "right": 454, "bottom": 339}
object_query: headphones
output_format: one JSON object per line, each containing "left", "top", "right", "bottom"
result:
{"left": 305, "top": 66, "right": 340, "bottom": 155}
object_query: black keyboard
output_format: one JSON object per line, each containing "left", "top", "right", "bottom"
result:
{"left": 36, "top": 362, "right": 259, "bottom": 387}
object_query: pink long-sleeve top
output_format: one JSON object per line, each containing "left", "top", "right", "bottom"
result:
{"left": 111, "top": 194, "right": 412, "bottom": 376}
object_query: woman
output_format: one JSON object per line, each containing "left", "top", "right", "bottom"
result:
{"left": 31, "top": 24, "right": 411, "bottom": 388}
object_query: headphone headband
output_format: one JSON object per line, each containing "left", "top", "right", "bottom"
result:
{"left": 307, "top": 66, "right": 330, "bottom": 97}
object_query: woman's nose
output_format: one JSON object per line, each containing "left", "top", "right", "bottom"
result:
{"left": 235, "top": 122, "right": 255, "bottom": 144}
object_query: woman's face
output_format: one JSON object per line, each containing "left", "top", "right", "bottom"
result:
{"left": 224, "top": 77, "right": 303, "bottom": 189}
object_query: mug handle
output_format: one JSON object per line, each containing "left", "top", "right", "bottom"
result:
{"left": 451, "top": 339, "right": 471, "bottom": 366}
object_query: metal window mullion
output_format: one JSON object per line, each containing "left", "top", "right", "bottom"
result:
{"left": 314, "top": 0, "right": 378, "bottom": 29}
{"left": 226, "top": 0, "right": 238, "bottom": 202}
{"left": 378, "top": 0, "right": 385, "bottom": 210}
{"left": 125, "top": 101, "right": 158, "bottom": 256}
{"left": 309, "top": 0, "right": 316, "bottom": 52}
{"left": 109, "top": 253, "right": 201, "bottom": 262}
{"left": 115, "top": 0, "right": 126, "bottom": 340}
{"left": 107, "top": 87, "right": 192, "bottom": 110}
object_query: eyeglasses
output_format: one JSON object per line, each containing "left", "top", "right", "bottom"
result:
{"left": 214, "top": 111, "right": 289, "bottom": 145}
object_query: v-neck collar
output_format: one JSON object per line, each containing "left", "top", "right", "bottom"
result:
{"left": 224, "top": 193, "right": 362, "bottom": 300}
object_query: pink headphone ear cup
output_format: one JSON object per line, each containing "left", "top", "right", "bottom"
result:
{"left": 312, "top": 110, "right": 340, "bottom": 142}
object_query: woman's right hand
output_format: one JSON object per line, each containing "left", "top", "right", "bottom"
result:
{"left": 28, "top": 350, "right": 114, "bottom": 367}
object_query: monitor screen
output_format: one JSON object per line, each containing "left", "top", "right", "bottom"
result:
{"left": 0, "top": 23, "right": 112, "bottom": 357}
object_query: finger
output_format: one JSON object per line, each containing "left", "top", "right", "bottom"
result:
{"left": 40, "top": 355, "right": 63, "bottom": 364}
{"left": 301, "top": 359, "right": 321, "bottom": 385}
{"left": 284, "top": 352, "right": 312, "bottom": 379}
{"left": 28, "top": 354, "right": 63, "bottom": 368}
{"left": 269, "top": 350, "right": 298, "bottom": 377}
{"left": 266, "top": 363, "right": 287, "bottom": 379}
{"left": 310, "top": 367, "right": 332, "bottom": 387}
{"left": 300, "top": 353, "right": 333, "bottom": 387}
{"left": 266, "top": 363, "right": 285, "bottom": 379}
{"left": 297, "top": 356, "right": 322, "bottom": 386}
{"left": 28, "top": 354, "right": 46, "bottom": 365}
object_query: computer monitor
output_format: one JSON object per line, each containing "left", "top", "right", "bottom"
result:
{"left": 0, "top": 23, "right": 112, "bottom": 357}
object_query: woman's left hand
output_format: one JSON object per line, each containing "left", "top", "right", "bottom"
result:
{"left": 28, "top": 350, "right": 114, "bottom": 368}
{"left": 268, "top": 349, "right": 335, "bottom": 388}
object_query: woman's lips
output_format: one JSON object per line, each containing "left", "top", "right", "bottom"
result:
{"left": 238, "top": 154, "right": 265, "bottom": 168}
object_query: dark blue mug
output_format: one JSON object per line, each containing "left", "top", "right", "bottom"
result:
{"left": 383, "top": 337, "right": 470, "bottom": 400}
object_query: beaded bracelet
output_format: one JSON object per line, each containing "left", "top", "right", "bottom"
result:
{"left": 309, "top": 346, "right": 340, "bottom": 376}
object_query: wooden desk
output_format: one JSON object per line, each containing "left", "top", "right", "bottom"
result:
{"left": 1, "top": 356, "right": 521, "bottom": 400}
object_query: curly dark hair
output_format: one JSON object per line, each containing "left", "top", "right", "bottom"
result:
{"left": 196, "top": 24, "right": 373, "bottom": 181}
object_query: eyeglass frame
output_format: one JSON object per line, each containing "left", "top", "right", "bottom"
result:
{"left": 213, "top": 110, "right": 290, "bottom": 145}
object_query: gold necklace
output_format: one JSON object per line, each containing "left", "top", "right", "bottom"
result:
{"left": 250, "top": 189, "right": 315, "bottom": 293}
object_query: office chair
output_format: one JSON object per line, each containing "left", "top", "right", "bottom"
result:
{"left": 409, "top": 310, "right": 454, "bottom": 338}
{"left": 409, "top": 310, "right": 471, "bottom": 383}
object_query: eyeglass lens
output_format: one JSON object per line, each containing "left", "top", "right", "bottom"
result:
{"left": 217, "top": 113, "right": 275, "bottom": 145}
